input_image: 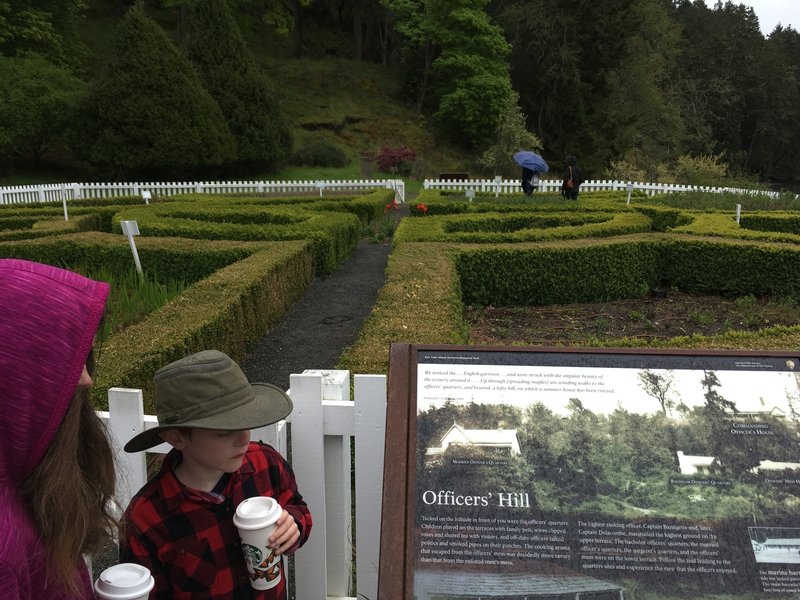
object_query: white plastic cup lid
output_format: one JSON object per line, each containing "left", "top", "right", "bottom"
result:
{"left": 94, "top": 563, "right": 154, "bottom": 599}
{"left": 234, "top": 496, "right": 281, "bottom": 530}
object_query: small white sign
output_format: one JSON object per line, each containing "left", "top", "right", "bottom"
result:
{"left": 141, "top": 190, "right": 152, "bottom": 204}
{"left": 120, "top": 220, "right": 140, "bottom": 236}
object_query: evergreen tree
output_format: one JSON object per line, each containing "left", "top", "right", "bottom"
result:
{"left": 429, "top": 0, "right": 512, "bottom": 147}
{"left": 183, "top": 0, "right": 292, "bottom": 169}
{"left": 491, "top": 0, "right": 585, "bottom": 166}
{"left": 0, "top": 0, "right": 88, "bottom": 64}
{"left": 0, "top": 55, "right": 86, "bottom": 166}
{"left": 674, "top": 1, "right": 764, "bottom": 170}
{"left": 477, "top": 91, "right": 542, "bottom": 176}
{"left": 747, "top": 26, "right": 800, "bottom": 182}
{"left": 599, "top": 0, "right": 686, "bottom": 176}
{"left": 638, "top": 369, "right": 676, "bottom": 416}
{"left": 385, "top": 0, "right": 512, "bottom": 148}
{"left": 76, "top": 2, "right": 236, "bottom": 179}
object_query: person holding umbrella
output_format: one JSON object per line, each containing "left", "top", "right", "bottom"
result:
{"left": 513, "top": 151, "right": 549, "bottom": 197}
{"left": 561, "top": 155, "right": 583, "bottom": 200}
{"left": 521, "top": 167, "right": 539, "bottom": 196}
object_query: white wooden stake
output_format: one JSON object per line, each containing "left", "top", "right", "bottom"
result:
{"left": 120, "top": 220, "right": 143, "bottom": 276}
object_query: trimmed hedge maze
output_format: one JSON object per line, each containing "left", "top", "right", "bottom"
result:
{"left": 0, "top": 188, "right": 393, "bottom": 411}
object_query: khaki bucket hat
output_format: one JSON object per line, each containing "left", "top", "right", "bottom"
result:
{"left": 124, "top": 350, "right": 292, "bottom": 453}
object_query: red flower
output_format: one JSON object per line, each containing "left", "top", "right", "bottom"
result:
{"left": 416, "top": 202, "right": 429, "bottom": 215}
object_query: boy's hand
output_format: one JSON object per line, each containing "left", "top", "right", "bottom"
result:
{"left": 268, "top": 509, "right": 300, "bottom": 555}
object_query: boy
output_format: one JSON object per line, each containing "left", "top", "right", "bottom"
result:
{"left": 121, "top": 350, "right": 312, "bottom": 599}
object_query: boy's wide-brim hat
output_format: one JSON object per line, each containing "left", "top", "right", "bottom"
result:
{"left": 124, "top": 350, "right": 292, "bottom": 453}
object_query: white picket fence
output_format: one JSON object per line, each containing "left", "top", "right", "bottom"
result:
{"left": 97, "top": 370, "right": 387, "bottom": 600}
{"left": 0, "top": 178, "right": 406, "bottom": 205}
{"left": 423, "top": 177, "right": 781, "bottom": 198}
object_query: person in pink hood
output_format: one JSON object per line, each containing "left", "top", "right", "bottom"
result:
{"left": 0, "top": 259, "right": 119, "bottom": 599}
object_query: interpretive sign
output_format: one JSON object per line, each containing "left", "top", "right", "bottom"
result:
{"left": 379, "top": 344, "right": 800, "bottom": 599}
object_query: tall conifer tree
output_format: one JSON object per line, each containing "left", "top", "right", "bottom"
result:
{"left": 183, "top": 0, "right": 293, "bottom": 169}
{"left": 77, "top": 2, "right": 236, "bottom": 179}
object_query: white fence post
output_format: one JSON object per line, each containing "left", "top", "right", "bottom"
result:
{"left": 106, "top": 388, "right": 149, "bottom": 514}
{"left": 302, "top": 370, "right": 352, "bottom": 597}
{"left": 288, "top": 373, "right": 328, "bottom": 599}
{"left": 354, "top": 374, "right": 387, "bottom": 600}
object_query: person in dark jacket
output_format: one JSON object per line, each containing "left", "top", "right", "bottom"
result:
{"left": 561, "top": 155, "right": 583, "bottom": 200}
{"left": 521, "top": 167, "right": 540, "bottom": 197}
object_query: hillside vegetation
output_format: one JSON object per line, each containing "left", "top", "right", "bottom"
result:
{"left": 1, "top": 0, "right": 799, "bottom": 189}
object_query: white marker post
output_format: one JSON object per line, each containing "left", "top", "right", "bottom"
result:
{"left": 141, "top": 190, "right": 151, "bottom": 205}
{"left": 466, "top": 189, "right": 475, "bottom": 202}
{"left": 626, "top": 183, "right": 634, "bottom": 205}
{"left": 61, "top": 185, "right": 69, "bottom": 221}
{"left": 494, "top": 175, "right": 502, "bottom": 198}
{"left": 120, "top": 220, "right": 143, "bottom": 276}
{"left": 736, "top": 204, "right": 741, "bottom": 224}
{"left": 316, "top": 180, "right": 326, "bottom": 197}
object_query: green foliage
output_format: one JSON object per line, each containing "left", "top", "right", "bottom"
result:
{"left": 671, "top": 153, "right": 729, "bottom": 186}
{"left": 0, "top": 55, "right": 86, "bottom": 164}
{"left": 0, "top": 0, "right": 87, "bottom": 63}
{"left": 740, "top": 213, "right": 800, "bottom": 234}
{"left": 70, "top": 263, "right": 188, "bottom": 343}
{"left": 74, "top": 2, "right": 236, "bottom": 179}
{"left": 91, "top": 242, "right": 314, "bottom": 412}
{"left": 291, "top": 138, "right": 350, "bottom": 167}
{"left": 477, "top": 91, "right": 542, "bottom": 176}
{"left": 182, "top": 0, "right": 292, "bottom": 168}
{"left": 600, "top": 0, "right": 686, "bottom": 172}
{"left": 456, "top": 242, "right": 662, "bottom": 306}
{"left": 605, "top": 159, "right": 648, "bottom": 183}
{"left": 105, "top": 190, "right": 399, "bottom": 273}
{"left": 396, "top": 210, "right": 650, "bottom": 244}
{"left": 388, "top": 0, "right": 513, "bottom": 148}
{"left": 455, "top": 237, "right": 800, "bottom": 307}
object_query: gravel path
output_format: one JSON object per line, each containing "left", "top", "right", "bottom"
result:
{"left": 240, "top": 238, "right": 392, "bottom": 390}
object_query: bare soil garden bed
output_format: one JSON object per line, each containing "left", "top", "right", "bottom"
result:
{"left": 465, "top": 291, "right": 800, "bottom": 345}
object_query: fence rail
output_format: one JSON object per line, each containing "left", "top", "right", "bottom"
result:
{"left": 0, "top": 178, "right": 406, "bottom": 205}
{"left": 98, "top": 370, "right": 386, "bottom": 600}
{"left": 423, "top": 177, "right": 781, "bottom": 198}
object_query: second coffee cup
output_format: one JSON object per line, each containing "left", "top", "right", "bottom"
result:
{"left": 94, "top": 563, "right": 154, "bottom": 600}
{"left": 233, "top": 496, "right": 283, "bottom": 590}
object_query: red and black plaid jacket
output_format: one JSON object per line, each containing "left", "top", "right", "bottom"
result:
{"left": 121, "top": 442, "right": 312, "bottom": 599}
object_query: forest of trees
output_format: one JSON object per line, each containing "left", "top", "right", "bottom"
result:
{"left": 1, "top": 0, "right": 799, "bottom": 185}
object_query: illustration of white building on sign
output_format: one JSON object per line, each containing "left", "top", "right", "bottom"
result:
{"left": 750, "top": 527, "right": 800, "bottom": 564}
{"left": 677, "top": 451, "right": 800, "bottom": 475}
{"left": 676, "top": 450, "right": 722, "bottom": 475}
{"left": 426, "top": 423, "right": 521, "bottom": 457}
{"left": 752, "top": 459, "right": 800, "bottom": 473}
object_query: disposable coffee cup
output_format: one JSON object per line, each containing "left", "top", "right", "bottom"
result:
{"left": 94, "top": 563, "right": 154, "bottom": 600}
{"left": 234, "top": 496, "right": 283, "bottom": 590}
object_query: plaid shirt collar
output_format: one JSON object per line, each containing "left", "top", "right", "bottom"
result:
{"left": 160, "top": 449, "right": 256, "bottom": 512}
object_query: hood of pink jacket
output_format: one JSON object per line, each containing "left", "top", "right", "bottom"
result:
{"left": 0, "top": 259, "right": 109, "bottom": 485}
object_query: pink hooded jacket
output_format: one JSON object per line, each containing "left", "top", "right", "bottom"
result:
{"left": 0, "top": 259, "right": 109, "bottom": 600}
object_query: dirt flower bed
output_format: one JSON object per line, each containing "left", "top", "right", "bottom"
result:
{"left": 465, "top": 292, "right": 800, "bottom": 345}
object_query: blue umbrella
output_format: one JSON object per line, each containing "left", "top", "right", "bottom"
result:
{"left": 513, "top": 151, "right": 549, "bottom": 173}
